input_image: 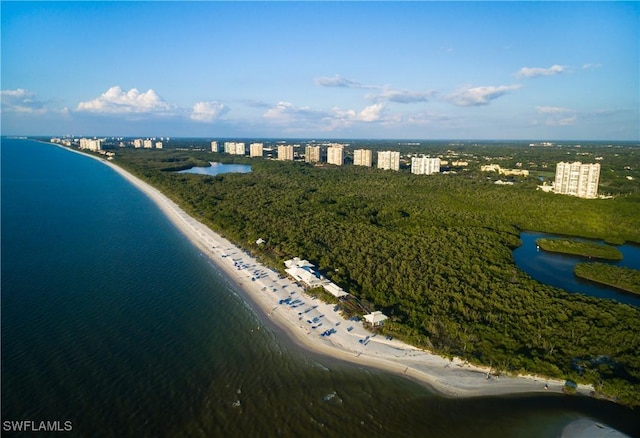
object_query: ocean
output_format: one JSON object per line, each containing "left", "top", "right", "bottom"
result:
{"left": 1, "top": 138, "right": 638, "bottom": 437}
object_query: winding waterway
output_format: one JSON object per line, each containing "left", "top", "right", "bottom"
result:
{"left": 513, "top": 232, "right": 640, "bottom": 308}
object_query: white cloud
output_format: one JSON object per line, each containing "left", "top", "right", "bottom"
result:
{"left": 357, "top": 103, "right": 386, "bottom": 122}
{"left": 261, "top": 100, "right": 390, "bottom": 132}
{"left": 555, "top": 115, "right": 577, "bottom": 126}
{"left": 516, "top": 64, "right": 565, "bottom": 79}
{"left": 317, "top": 76, "right": 433, "bottom": 104}
{"left": 1, "top": 88, "right": 48, "bottom": 114}
{"left": 263, "top": 101, "right": 322, "bottom": 122}
{"left": 262, "top": 101, "right": 293, "bottom": 120}
{"left": 190, "top": 101, "right": 228, "bottom": 122}
{"left": 535, "top": 106, "right": 577, "bottom": 126}
{"left": 446, "top": 84, "right": 521, "bottom": 107}
{"left": 327, "top": 107, "right": 357, "bottom": 130}
{"left": 326, "top": 103, "right": 390, "bottom": 129}
{"left": 76, "top": 86, "right": 172, "bottom": 114}
{"left": 582, "top": 63, "right": 602, "bottom": 70}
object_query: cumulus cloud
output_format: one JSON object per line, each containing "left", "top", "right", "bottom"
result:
{"left": 263, "top": 101, "right": 323, "bottom": 122}
{"left": 446, "top": 84, "right": 521, "bottom": 107}
{"left": 1, "top": 88, "right": 49, "bottom": 114}
{"left": 314, "top": 75, "right": 376, "bottom": 89}
{"left": 357, "top": 103, "right": 386, "bottom": 122}
{"left": 515, "top": 64, "right": 565, "bottom": 79}
{"left": 535, "top": 106, "right": 577, "bottom": 126}
{"left": 261, "top": 100, "right": 390, "bottom": 132}
{"left": 190, "top": 101, "right": 228, "bottom": 122}
{"left": 260, "top": 101, "right": 338, "bottom": 133}
{"left": 324, "top": 104, "right": 389, "bottom": 130}
{"left": 327, "top": 107, "right": 357, "bottom": 128}
{"left": 76, "top": 86, "right": 172, "bottom": 114}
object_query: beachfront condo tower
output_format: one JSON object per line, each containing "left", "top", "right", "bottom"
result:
{"left": 79, "top": 138, "right": 102, "bottom": 152}
{"left": 554, "top": 161, "right": 600, "bottom": 199}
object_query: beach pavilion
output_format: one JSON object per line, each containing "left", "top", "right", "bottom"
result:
{"left": 284, "top": 257, "right": 349, "bottom": 298}
{"left": 364, "top": 311, "right": 388, "bottom": 327}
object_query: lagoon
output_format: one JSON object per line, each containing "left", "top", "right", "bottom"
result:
{"left": 513, "top": 232, "right": 640, "bottom": 308}
{"left": 178, "top": 162, "right": 252, "bottom": 176}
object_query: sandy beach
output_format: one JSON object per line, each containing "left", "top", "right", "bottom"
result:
{"left": 81, "top": 149, "right": 593, "bottom": 399}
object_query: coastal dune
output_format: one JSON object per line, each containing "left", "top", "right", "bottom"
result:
{"left": 90, "top": 151, "right": 592, "bottom": 399}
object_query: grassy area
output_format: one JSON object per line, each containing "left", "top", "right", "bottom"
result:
{"left": 536, "top": 238, "right": 623, "bottom": 260}
{"left": 574, "top": 263, "right": 640, "bottom": 295}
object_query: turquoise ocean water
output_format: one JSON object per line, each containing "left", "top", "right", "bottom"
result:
{"left": 1, "top": 139, "right": 638, "bottom": 437}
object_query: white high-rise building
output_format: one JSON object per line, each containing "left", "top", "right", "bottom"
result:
{"left": 411, "top": 156, "right": 440, "bottom": 175}
{"left": 79, "top": 138, "right": 101, "bottom": 152}
{"left": 305, "top": 145, "right": 321, "bottom": 163}
{"left": 155, "top": 142, "right": 163, "bottom": 149}
{"left": 234, "top": 142, "right": 246, "bottom": 155}
{"left": 143, "top": 139, "right": 153, "bottom": 149}
{"left": 224, "top": 142, "right": 245, "bottom": 155}
{"left": 278, "top": 145, "right": 294, "bottom": 161}
{"left": 327, "top": 144, "right": 344, "bottom": 166}
{"left": 554, "top": 162, "right": 600, "bottom": 199}
{"left": 133, "top": 139, "right": 143, "bottom": 148}
{"left": 377, "top": 151, "right": 400, "bottom": 171}
{"left": 211, "top": 141, "right": 220, "bottom": 152}
{"left": 353, "top": 149, "right": 372, "bottom": 167}
{"left": 250, "top": 143, "right": 264, "bottom": 157}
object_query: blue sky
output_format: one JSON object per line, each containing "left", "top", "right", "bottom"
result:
{"left": 2, "top": 1, "right": 638, "bottom": 140}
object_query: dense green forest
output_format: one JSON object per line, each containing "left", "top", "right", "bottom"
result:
{"left": 106, "top": 146, "right": 640, "bottom": 406}
{"left": 574, "top": 263, "right": 640, "bottom": 295}
{"left": 536, "top": 239, "right": 623, "bottom": 260}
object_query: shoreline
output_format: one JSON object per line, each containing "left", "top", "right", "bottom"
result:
{"left": 55, "top": 144, "right": 595, "bottom": 399}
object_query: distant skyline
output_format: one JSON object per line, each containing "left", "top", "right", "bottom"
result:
{"left": 1, "top": 1, "right": 638, "bottom": 140}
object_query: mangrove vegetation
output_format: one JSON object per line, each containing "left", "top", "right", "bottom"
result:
{"left": 574, "top": 263, "right": 640, "bottom": 296}
{"left": 536, "top": 238, "right": 624, "bottom": 260}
